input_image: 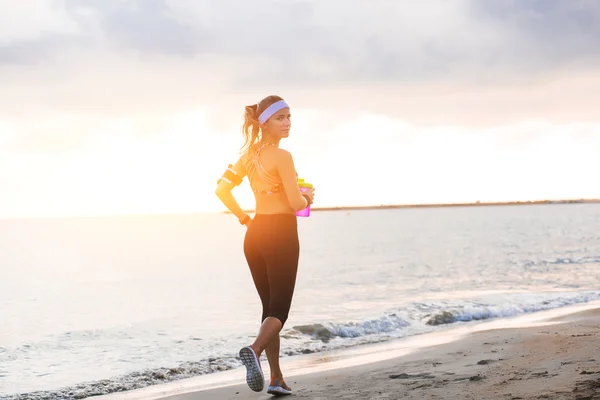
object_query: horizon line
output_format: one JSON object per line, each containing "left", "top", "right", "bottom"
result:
{"left": 226, "top": 198, "right": 600, "bottom": 214}
{"left": 2, "top": 198, "right": 599, "bottom": 220}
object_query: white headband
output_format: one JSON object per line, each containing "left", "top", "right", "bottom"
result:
{"left": 258, "top": 100, "right": 289, "bottom": 124}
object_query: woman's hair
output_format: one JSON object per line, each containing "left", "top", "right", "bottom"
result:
{"left": 241, "top": 95, "right": 284, "bottom": 152}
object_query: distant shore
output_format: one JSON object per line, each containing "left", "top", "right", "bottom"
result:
{"left": 226, "top": 198, "right": 600, "bottom": 214}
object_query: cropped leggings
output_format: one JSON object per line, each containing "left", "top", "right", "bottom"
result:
{"left": 243, "top": 213, "right": 300, "bottom": 327}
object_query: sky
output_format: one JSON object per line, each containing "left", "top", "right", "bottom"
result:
{"left": 1, "top": 0, "right": 600, "bottom": 218}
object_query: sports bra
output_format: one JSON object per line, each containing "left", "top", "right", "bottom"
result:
{"left": 245, "top": 142, "right": 285, "bottom": 195}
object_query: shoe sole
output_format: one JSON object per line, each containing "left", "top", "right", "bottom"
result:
{"left": 239, "top": 347, "right": 264, "bottom": 392}
{"left": 267, "top": 385, "right": 292, "bottom": 396}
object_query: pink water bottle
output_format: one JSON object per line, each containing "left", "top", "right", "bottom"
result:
{"left": 296, "top": 178, "right": 313, "bottom": 217}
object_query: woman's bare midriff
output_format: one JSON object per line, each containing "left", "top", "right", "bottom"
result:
{"left": 253, "top": 192, "right": 296, "bottom": 215}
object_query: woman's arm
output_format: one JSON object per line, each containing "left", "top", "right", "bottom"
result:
{"left": 276, "top": 150, "right": 309, "bottom": 211}
{"left": 215, "top": 156, "right": 251, "bottom": 225}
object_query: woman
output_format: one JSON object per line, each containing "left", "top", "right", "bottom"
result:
{"left": 215, "top": 95, "right": 315, "bottom": 395}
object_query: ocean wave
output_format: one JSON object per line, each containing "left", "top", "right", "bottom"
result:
{"left": 0, "top": 358, "right": 240, "bottom": 400}
{"left": 545, "top": 256, "right": 600, "bottom": 265}
{"left": 518, "top": 256, "right": 600, "bottom": 269}
{"left": 288, "top": 291, "right": 600, "bottom": 335}
{"left": 424, "top": 291, "right": 600, "bottom": 326}
{"left": 291, "top": 314, "right": 410, "bottom": 342}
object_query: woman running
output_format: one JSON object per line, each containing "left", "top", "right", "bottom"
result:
{"left": 215, "top": 95, "right": 315, "bottom": 395}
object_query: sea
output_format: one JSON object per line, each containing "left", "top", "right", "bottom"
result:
{"left": 1, "top": 204, "right": 600, "bottom": 400}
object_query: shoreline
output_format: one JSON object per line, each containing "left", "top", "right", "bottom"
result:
{"left": 226, "top": 198, "right": 600, "bottom": 214}
{"left": 98, "top": 300, "right": 600, "bottom": 400}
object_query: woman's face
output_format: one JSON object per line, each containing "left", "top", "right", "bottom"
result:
{"left": 262, "top": 107, "right": 291, "bottom": 139}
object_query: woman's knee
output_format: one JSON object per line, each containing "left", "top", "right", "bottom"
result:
{"left": 268, "top": 306, "right": 290, "bottom": 327}
{"left": 270, "top": 314, "right": 288, "bottom": 327}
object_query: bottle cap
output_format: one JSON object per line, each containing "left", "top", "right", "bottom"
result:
{"left": 297, "top": 178, "right": 313, "bottom": 188}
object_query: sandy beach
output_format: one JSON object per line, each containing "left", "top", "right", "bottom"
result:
{"left": 151, "top": 306, "right": 600, "bottom": 400}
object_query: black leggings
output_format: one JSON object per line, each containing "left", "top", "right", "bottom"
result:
{"left": 243, "top": 213, "right": 300, "bottom": 327}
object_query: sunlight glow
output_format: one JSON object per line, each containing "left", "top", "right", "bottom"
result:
{"left": 1, "top": 110, "right": 599, "bottom": 218}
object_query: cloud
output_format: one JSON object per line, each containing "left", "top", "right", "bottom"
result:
{"left": 470, "top": 0, "right": 600, "bottom": 68}
{"left": 55, "top": 0, "right": 508, "bottom": 85}
{"left": 0, "top": 1, "right": 79, "bottom": 42}
{"left": 4, "top": 1, "right": 600, "bottom": 78}
{"left": 1, "top": 0, "right": 599, "bottom": 126}
{"left": 62, "top": 0, "right": 200, "bottom": 56}
{"left": 0, "top": 0, "right": 87, "bottom": 64}
{"left": 0, "top": 33, "right": 86, "bottom": 64}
